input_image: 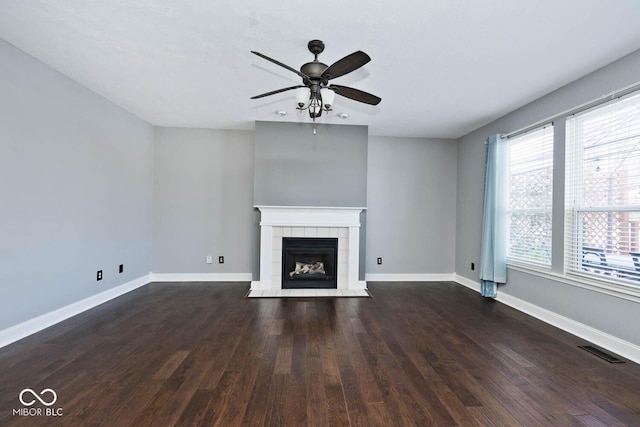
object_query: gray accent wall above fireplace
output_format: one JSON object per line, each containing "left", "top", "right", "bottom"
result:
{"left": 253, "top": 121, "right": 368, "bottom": 208}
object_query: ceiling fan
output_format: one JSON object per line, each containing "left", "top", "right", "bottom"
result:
{"left": 250, "top": 40, "right": 381, "bottom": 122}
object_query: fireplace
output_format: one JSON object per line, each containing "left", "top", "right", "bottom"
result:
{"left": 251, "top": 206, "right": 366, "bottom": 291}
{"left": 282, "top": 238, "right": 338, "bottom": 289}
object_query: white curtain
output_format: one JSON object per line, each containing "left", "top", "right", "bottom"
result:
{"left": 479, "top": 134, "right": 508, "bottom": 297}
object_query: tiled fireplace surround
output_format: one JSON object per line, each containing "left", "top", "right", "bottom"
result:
{"left": 251, "top": 206, "right": 367, "bottom": 295}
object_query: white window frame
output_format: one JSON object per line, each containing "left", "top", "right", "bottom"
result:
{"left": 506, "top": 125, "right": 554, "bottom": 268}
{"left": 565, "top": 92, "right": 640, "bottom": 290}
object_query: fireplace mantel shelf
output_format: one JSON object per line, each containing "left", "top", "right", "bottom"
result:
{"left": 255, "top": 206, "right": 365, "bottom": 228}
{"left": 254, "top": 205, "right": 367, "bottom": 210}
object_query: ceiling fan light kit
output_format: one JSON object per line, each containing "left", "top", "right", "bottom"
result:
{"left": 251, "top": 39, "right": 381, "bottom": 134}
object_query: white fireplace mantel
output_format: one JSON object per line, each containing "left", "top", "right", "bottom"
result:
{"left": 251, "top": 206, "right": 366, "bottom": 291}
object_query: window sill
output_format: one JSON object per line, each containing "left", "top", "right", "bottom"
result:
{"left": 506, "top": 263, "right": 640, "bottom": 304}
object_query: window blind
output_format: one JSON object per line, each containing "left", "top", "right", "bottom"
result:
{"left": 565, "top": 92, "right": 640, "bottom": 286}
{"left": 507, "top": 125, "right": 554, "bottom": 266}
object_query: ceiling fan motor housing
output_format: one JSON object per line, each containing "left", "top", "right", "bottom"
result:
{"left": 300, "top": 62, "right": 328, "bottom": 81}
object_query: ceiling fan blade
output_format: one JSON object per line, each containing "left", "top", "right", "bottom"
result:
{"left": 322, "top": 51, "right": 371, "bottom": 81}
{"left": 330, "top": 84, "right": 381, "bottom": 105}
{"left": 250, "top": 85, "right": 304, "bottom": 99}
{"left": 251, "top": 51, "right": 310, "bottom": 85}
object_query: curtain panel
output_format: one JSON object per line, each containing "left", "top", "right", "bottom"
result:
{"left": 479, "top": 134, "right": 508, "bottom": 297}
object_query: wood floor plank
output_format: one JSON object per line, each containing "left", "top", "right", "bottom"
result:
{"left": 284, "top": 384, "right": 307, "bottom": 426}
{"left": 305, "top": 357, "right": 329, "bottom": 427}
{"left": 174, "top": 388, "right": 214, "bottom": 427}
{"left": 335, "top": 355, "right": 370, "bottom": 426}
{"left": 263, "top": 374, "right": 289, "bottom": 427}
{"left": 273, "top": 346, "right": 292, "bottom": 375}
{"left": 1, "top": 281, "right": 640, "bottom": 426}
{"left": 153, "top": 350, "right": 191, "bottom": 379}
{"left": 325, "top": 384, "right": 352, "bottom": 427}
{"left": 238, "top": 335, "right": 280, "bottom": 426}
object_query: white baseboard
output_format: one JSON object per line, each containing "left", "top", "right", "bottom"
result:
{"left": 453, "top": 274, "right": 481, "bottom": 292}
{"left": 453, "top": 274, "right": 640, "bottom": 364}
{"left": 0, "top": 274, "right": 150, "bottom": 349}
{"left": 149, "top": 273, "right": 253, "bottom": 283}
{"left": 365, "top": 273, "right": 455, "bottom": 282}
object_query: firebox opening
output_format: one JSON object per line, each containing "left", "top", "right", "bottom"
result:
{"left": 282, "top": 237, "right": 338, "bottom": 289}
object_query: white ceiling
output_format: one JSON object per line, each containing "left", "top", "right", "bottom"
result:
{"left": 1, "top": 1, "right": 640, "bottom": 138}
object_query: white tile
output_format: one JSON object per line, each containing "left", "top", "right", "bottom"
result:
{"left": 338, "top": 275, "right": 348, "bottom": 288}
{"left": 282, "top": 227, "right": 292, "bottom": 237}
{"left": 272, "top": 227, "right": 283, "bottom": 238}
{"left": 262, "top": 289, "right": 279, "bottom": 297}
{"left": 338, "top": 227, "right": 349, "bottom": 238}
{"left": 317, "top": 227, "right": 330, "bottom": 237}
{"left": 338, "top": 237, "right": 348, "bottom": 250}
{"left": 304, "top": 227, "right": 318, "bottom": 237}
{"left": 250, "top": 288, "right": 368, "bottom": 298}
{"left": 338, "top": 250, "right": 348, "bottom": 264}
{"left": 288, "top": 289, "right": 308, "bottom": 297}
{"left": 273, "top": 237, "right": 282, "bottom": 250}
{"left": 338, "top": 262, "right": 348, "bottom": 275}
{"left": 329, "top": 228, "right": 339, "bottom": 237}
{"left": 343, "top": 289, "right": 368, "bottom": 297}
{"left": 272, "top": 249, "right": 281, "bottom": 263}
{"left": 292, "top": 227, "right": 305, "bottom": 237}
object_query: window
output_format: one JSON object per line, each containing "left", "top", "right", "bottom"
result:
{"left": 507, "top": 125, "right": 554, "bottom": 266}
{"left": 565, "top": 92, "right": 640, "bottom": 286}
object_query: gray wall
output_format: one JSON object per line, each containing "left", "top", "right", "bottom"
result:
{"left": 455, "top": 48, "right": 640, "bottom": 346}
{"left": 367, "top": 136, "right": 457, "bottom": 275}
{"left": 254, "top": 121, "right": 368, "bottom": 207}
{"left": 152, "top": 128, "right": 255, "bottom": 274}
{"left": 0, "top": 40, "right": 154, "bottom": 330}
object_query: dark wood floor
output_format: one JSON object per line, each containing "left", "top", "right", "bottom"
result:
{"left": 1, "top": 282, "right": 640, "bottom": 426}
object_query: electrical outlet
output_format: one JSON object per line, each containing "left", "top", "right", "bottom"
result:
{"left": 97, "top": 270, "right": 103, "bottom": 281}
{"left": 119, "top": 264, "right": 124, "bottom": 273}
{"left": 471, "top": 262, "right": 475, "bottom": 271}
{"left": 377, "top": 257, "right": 382, "bottom": 265}
{"left": 218, "top": 256, "right": 224, "bottom": 264}
{"left": 206, "top": 256, "right": 213, "bottom": 264}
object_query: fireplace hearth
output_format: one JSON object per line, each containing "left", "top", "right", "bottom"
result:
{"left": 282, "top": 238, "right": 338, "bottom": 289}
